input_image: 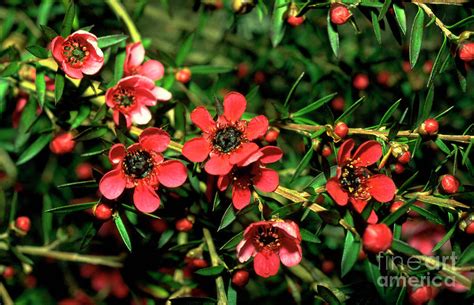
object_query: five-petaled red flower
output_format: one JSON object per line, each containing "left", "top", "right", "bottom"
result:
{"left": 217, "top": 146, "right": 282, "bottom": 210}
{"left": 105, "top": 75, "right": 172, "bottom": 128}
{"left": 124, "top": 42, "right": 165, "bottom": 81}
{"left": 50, "top": 30, "right": 104, "bottom": 79}
{"left": 99, "top": 128, "right": 187, "bottom": 213}
{"left": 236, "top": 220, "right": 302, "bottom": 278}
{"left": 326, "top": 139, "right": 396, "bottom": 223}
{"left": 182, "top": 92, "right": 269, "bottom": 175}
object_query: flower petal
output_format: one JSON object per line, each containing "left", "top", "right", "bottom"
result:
{"left": 182, "top": 137, "right": 211, "bottom": 162}
{"left": 254, "top": 251, "right": 280, "bottom": 278}
{"left": 232, "top": 183, "right": 251, "bottom": 210}
{"left": 82, "top": 59, "right": 104, "bottom": 75}
{"left": 190, "top": 106, "right": 215, "bottom": 132}
{"left": 99, "top": 169, "right": 126, "bottom": 199}
{"left": 279, "top": 239, "right": 302, "bottom": 267}
{"left": 204, "top": 154, "right": 233, "bottom": 175}
{"left": 50, "top": 36, "right": 65, "bottom": 63}
{"left": 273, "top": 221, "right": 301, "bottom": 240}
{"left": 217, "top": 174, "right": 230, "bottom": 191}
{"left": 337, "top": 139, "right": 354, "bottom": 164}
{"left": 139, "top": 60, "right": 164, "bottom": 81}
{"left": 351, "top": 198, "right": 379, "bottom": 224}
{"left": 223, "top": 92, "right": 246, "bottom": 122}
{"left": 131, "top": 106, "right": 152, "bottom": 125}
{"left": 229, "top": 142, "right": 259, "bottom": 165}
{"left": 133, "top": 184, "right": 160, "bottom": 213}
{"left": 61, "top": 63, "right": 83, "bottom": 79}
{"left": 367, "top": 174, "right": 397, "bottom": 203}
{"left": 352, "top": 140, "right": 382, "bottom": 167}
{"left": 254, "top": 168, "right": 279, "bottom": 193}
{"left": 108, "top": 143, "right": 126, "bottom": 165}
{"left": 151, "top": 87, "right": 172, "bottom": 102}
{"left": 326, "top": 177, "right": 349, "bottom": 206}
{"left": 259, "top": 146, "right": 283, "bottom": 164}
{"left": 236, "top": 240, "right": 256, "bottom": 263}
{"left": 139, "top": 127, "right": 170, "bottom": 153}
{"left": 246, "top": 115, "right": 269, "bottom": 140}
{"left": 157, "top": 160, "right": 187, "bottom": 188}
{"left": 125, "top": 42, "right": 144, "bottom": 69}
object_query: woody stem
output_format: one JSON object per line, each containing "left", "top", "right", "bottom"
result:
{"left": 106, "top": 0, "right": 142, "bottom": 42}
{"left": 202, "top": 228, "right": 227, "bottom": 305}
{"left": 413, "top": 2, "right": 459, "bottom": 41}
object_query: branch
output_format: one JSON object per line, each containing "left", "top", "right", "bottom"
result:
{"left": 106, "top": 0, "right": 141, "bottom": 42}
{"left": 413, "top": 2, "right": 459, "bottom": 41}
{"left": 202, "top": 228, "right": 227, "bottom": 305}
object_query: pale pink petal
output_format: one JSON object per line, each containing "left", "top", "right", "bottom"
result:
{"left": 151, "top": 87, "right": 172, "bottom": 102}
{"left": 61, "top": 63, "right": 83, "bottom": 79}
{"left": 139, "top": 60, "right": 164, "bottom": 81}
{"left": 273, "top": 221, "right": 301, "bottom": 240}
{"left": 279, "top": 239, "right": 302, "bottom": 267}
{"left": 236, "top": 240, "right": 257, "bottom": 263}
{"left": 131, "top": 106, "right": 152, "bottom": 125}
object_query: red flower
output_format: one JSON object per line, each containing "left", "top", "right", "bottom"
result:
{"left": 326, "top": 139, "right": 396, "bottom": 223}
{"left": 99, "top": 128, "right": 187, "bottom": 213}
{"left": 50, "top": 132, "right": 76, "bottom": 154}
{"left": 182, "top": 92, "right": 269, "bottom": 175}
{"left": 217, "top": 146, "right": 282, "bottom": 210}
{"left": 105, "top": 75, "right": 172, "bottom": 128}
{"left": 51, "top": 30, "right": 104, "bottom": 79}
{"left": 236, "top": 220, "right": 302, "bottom": 278}
{"left": 124, "top": 42, "right": 165, "bottom": 81}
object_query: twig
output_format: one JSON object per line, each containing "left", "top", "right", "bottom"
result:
{"left": 413, "top": 2, "right": 459, "bottom": 41}
{"left": 0, "top": 282, "right": 14, "bottom": 305}
{"left": 202, "top": 228, "right": 227, "bottom": 305}
{"left": 106, "top": 0, "right": 141, "bottom": 42}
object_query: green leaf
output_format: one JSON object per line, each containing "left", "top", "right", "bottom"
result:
{"left": 290, "top": 148, "right": 313, "bottom": 183}
{"left": 35, "top": 66, "right": 46, "bottom": 108}
{"left": 114, "top": 213, "right": 132, "bottom": 251}
{"left": 409, "top": 7, "right": 424, "bottom": 68}
{"left": 391, "top": 239, "right": 421, "bottom": 256}
{"left": 26, "top": 45, "right": 49, "bottom": 59}
{"left": 113, "top": 51, "right": 126, "bottom": 85}
{"left": 336, "top": 96, "right": 365, "bottom": 123}
{"left": 393, "top": 3, "right": 406, "bottom": 35}
{"left": 194, "top": 266, "right": 225, "bottom": 276}
{"left": 227, "top": 279, "right": 237, "bottom": 305}
{"left": 218, "top": 204, "right": 236, "bottom": 231}
{"left": 189, "top": 65, "right": 234, "bottom": 75}
{"left": 39, "top": 24, "right": 58, "bottom": 40}
{"left": 283, "top": 72, "right": 305, "bottom": 109}
{"left": 432, "top": 223, "right": 456, "bottom": 252}
{"left": 270, "top": 0, "right": 286, "bottom": 47}
{"left": 434, "top": 138, "right": 451, "bottom": 155}
{"left": 61, "top": 1, "right": 75, "bottom": 37}
{"left": 378, "top": 0, "right": 392, "bottom": 21}
{"left": 54, "top": 72, "right": 65, "bottom": 103}
{"left": 409, "top": 205, "right": 443, "bottom": 225}
{"left": 419, "top": 85, "right": 434, "bottom": 123}
{"left": 170, "top": 297, "right": 217, "bottom": 305}
{"left": 219, "top": 231, "right": 243, "bottom": 251}
{"left": 316, "top": 285, "right": 341, "bottom": 305}
{"left": 291, "top": 92, "right": 337, "bottom": 117}
{"left": 300, "top": 228, "right": 321, "bottom": 244}
{"left": 158, "top": 230, "right": 174, "bottom": 248}
{"left": 378, "top": 99, "right": 401, "bottom": 128}
{"left": 42, "top": 194, "right": 53, "bottom": 244}
{"left": 45, "top": 201, "right": 96, "bottom": 214}
{"left": 176, "top": 33, "right": 195, "bottom": 66}
{"left": 57, "top": 180, "right": 97, "bottom": 188}
{"left": 8, "top": 192, "right": 18, "bottom": 224}
{"left": 97, "top": 34, "right": 128, "bottom": 48}
{"left": 341, "top": 231, "right": 361, "bottom": 277}
{"left": 16, "top": 134, "right": 52, "bottom": 165}
{"left": 19, "top": 95, "right": 38, "bottom": 135}
{"left": 458, "top": 243, "right": 474, "bottom": 266}
{"left": 74, "top": 127, "right": 108, "bottom": 141}
{"left": 371, "top": 10, "right": 382, "bottom": 44}
{"left": 382, "top": 199, "right": 414, "bottom": 226}
{"left": 327, "top": 13, "right": 340, "bottom": 57}
{"left": 0, "top": 62, "right": 20, "bottom": 77}
{"left": 70, "top": 104, "right": 91, "bottom": 129}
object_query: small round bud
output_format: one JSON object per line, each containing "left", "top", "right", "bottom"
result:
{"left": 419, "top": 118, "right": 439, "bottom": 136}
{"left": 150, "top": 219, "right": 168, "bottom": 233}
{"left": 331, "top": 96, "right": 345, "bottom": 111}
{"left": 175, "top": 68, "right": 192, "bottom": 84}
{"left": 362, "top": 224, "right": 393, "bottom": 253}
{"left": 75, "top": 162, "right": 93, "bottom": 180}
{"left": 321, "top": 145, "right": 332, "bottom": 158}
{"left": 376, "top": 71, "right": 390, "bottom": 87}
{"left": 334, "top": 122, "right": 348, "bottom": 139}
{"left": 232, "top": 269, "right": 249, "bottom": 287}
{"left": 264, "top": 128, "right": 280, "bottom": 143}
{"left": 393, "top": 162, "right": 405, "bottom": 174}
{"left": 330, "top": 4, "right": 352, "bottom": 25}
{"left": 190, "top": 258, "right": 208, "bottom": 269}
{"left": 439, "top": 174, "right": 459, "bottom": 194}
{"left": 3, "top": 266, "right": 15, "bottom": 279}
{"left": 94, "top": 204, "right": 113, "bottom": 221}
{"left": 353, "top": 74, "right": 369, "bottom": 90}
{"left": 287, "top": 16, "right": 305, "bottom": 27}
{"left": 409, "top": 285, "right": 433, "bottom": 305}
{"left": 15, "top": 216, "right": 31, "bottom": 233}
{"left": 176, "top": 218, "right": 193, "bottom": 232}
{"left": 237, "top": 63, "right": 249, "bottom": 79}
{"left": 50, "top": 132, "right": 76, "bottom": 155}
{"left": 397, "top": 151, "right": 411, "bottom": 164}
{"left": 253, "top": 71, "right": 265, "bottom": 85}
{"left": 321, "top": 260, "right": 335, "bottom": 274}
{"left": 423, "top": 60, "right": 433, "bottom": 74}
{"left": 459, "top": 42, "right": 474, "bottom": 62}
{"left": 390, "top": 201, "right": 405, "bottom": 214}
{"left": 459, "top": 213, "right": 474, "bottom": 234}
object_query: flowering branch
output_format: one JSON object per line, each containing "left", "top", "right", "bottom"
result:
{"left": 202, "top": 228, "right": 227, "bottom": 305}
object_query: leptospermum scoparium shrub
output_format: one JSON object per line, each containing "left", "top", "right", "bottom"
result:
{"left": 0, "top": 1, "right": 473, "bottom": 305}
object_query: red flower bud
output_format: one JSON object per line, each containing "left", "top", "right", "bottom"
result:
{"left": 393, "top": 162, "right": 405, "bottom": 174}
{"left": 362, "top": 223, "right": 393, "bottom": 253}
{"left": 459, "top": 42, "right": 474, "bottom": 62}
{"left": 409, "top": 285, "right": 434, "bottom": 305}
{"left": 419, "top": 118, "right": 438, "bottom": 136}
{"left": 94, "top": 203, "right": 113, "bottom": 221}
{"left": 439, "top": 174, "right": 459, "bottom": 194}
{"left": 176, "top": 218, "right": 193, "bottom": 232}
{"left": 232, "top": 269, "right": 249, "bottom": 287}
{"left": 397, "top": 151, "right": 411, "bottom": 164}
{"left": 237, "top": 63, "right": 249, "bottom": 79}
{"left": 466, "top": 222, "right": 474, "bottom": 235}
{"left": 331, "top": 96, "right": 345, "bottom": 111}
{"left": 190, "top": 258, "right": 208, "bottom": 269}
{"left": 75, "top": 162, "right": 93, "bottom": 180}
{"left": 287, "top": 16, "right": 305, "bottom": 27}
{"left": 321, "top": 260, "right": 335, "bottom": 274}
{"left": 175, "top": 68, "right": 192, "bottom": 84}
{"left": 321, "top": 145, "right": 332, "bottom": 157}
{"left": 353, "top": 74, "right": 369, "bottom": 90}
{"left": 264, "top": 128, "right": 280, "bottom": 143}
{"left": 50, "top": 132, "right": 76, "bottom": 154}
{"left": 330, "top": 4, "right": 352, "bottom": 25}
{"left": 254, "top": 71, "right": 266, "bottom": 85}
{"left": 15, "top": 216, "right": 31, "bottom": 233}
{"left": 390, "top": 201, "right": 405, "bottom": 213}
{"left": 423, "top": 60, "right": 433, "bottom": 74}
{"left": 376, "top": 71, "right": 390, "bottom": 87}
{"left": 3, "top": 266, "right": 15, "bottom": 279}
{"left": 150, "top": 219, "right": 168, "bottom": 233}
{"left": 334, "top": 122, "right": 348, "bottom": 139}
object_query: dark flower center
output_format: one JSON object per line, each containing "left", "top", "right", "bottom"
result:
{"left": 63, "top": 40, "right": 89, "bottom": 67}
{"left": 255, "top": 226, "right": 280, "bottom": 250}
{"left": 113, "top": 88, "right": 135, "bottom": 108}
{"left": 339, "top": 161, "right": 371, "bottom": 195}
{"left": 213, "top": 127, "right": 242, "bottom": 153}
{"left": 122, "top": 150, "right": 154, "bottom": 179}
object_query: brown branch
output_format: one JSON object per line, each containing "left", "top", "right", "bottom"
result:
{"left": 413, "top": 2, "right": 459, "bottom": 41}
